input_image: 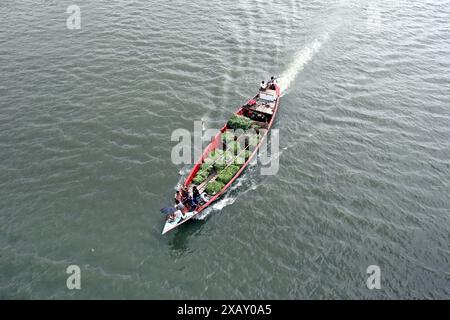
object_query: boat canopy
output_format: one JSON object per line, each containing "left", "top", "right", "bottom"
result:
{"left": 259, "top": 90, "right": 276, "bottom": 102}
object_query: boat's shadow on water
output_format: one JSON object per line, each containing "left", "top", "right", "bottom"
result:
{"left": 167, "top": 219, "right": 206, "bottom": 251}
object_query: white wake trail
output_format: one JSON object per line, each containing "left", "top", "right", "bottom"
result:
{"left": 278, "top": 34, "right": 329, "bottom": 95}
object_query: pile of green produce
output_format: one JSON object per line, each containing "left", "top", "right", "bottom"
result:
{"left": 234, "top": 155, "right": 245, "bottom": 166}
{"left": 234, "top": 149, "right": 251, "bottom": 166}
{"left": 211, "top": 149, "right": 224, "bottom": 157}
{"left": 205, "top": 180, "right": 225, "bottom": 195}
{"left": 227, "top": 115, "right": 254, "bottom": 130}
{"left": 203, "top": 149, "right": 223, "bottom": 165}
{"left": 245, "top": 133, "right": 260, "bottom": 148}
{"left": 221, "top": 131, "right": 235, "bottom": 143}
{"left": 201, "top": 162, "right": 213, "bottom": 172}
{"left": 214, "top": 150, "right": 233, "bottom": 171}
{"left": 217, "top": 165, "right": 240, "bottom": 184}
{"left": 192, "top": 169, "right": 209, "bottom": 185}
{"left": 227, "top": 141, "right": 241, "bottom": 155}
{"left": 243, "top": 149, "right": 252, "bottom": 160}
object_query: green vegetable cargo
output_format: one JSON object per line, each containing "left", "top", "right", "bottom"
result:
{"left": 227, "top": 141, "right": 241, "bottom": 155}
{"left": 205, "top": 180, "right": 225, "bottom": 195}
{"left": 227, "top": 115, "right": 254, "bottom": 130}
{"left": 217, "top": 165, "right": 241, "bottom": 184}
{"left": 192, "top": 169, "right": 209, "bottom": 185}
{"left": 213, "top": 151, "right": 233, "bottom": 171}
{"left": 221, "top": 131, "right": 235, "bottom": 143}
{"left": 246, "top": 134, "right": 260, "bottom": 148}
{"left": 201, "top": 162, "right": 213, "bottom": 172}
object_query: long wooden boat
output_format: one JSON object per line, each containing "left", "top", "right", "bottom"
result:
{"left": 162, "top": 81, "right": 281, "bottom": 234}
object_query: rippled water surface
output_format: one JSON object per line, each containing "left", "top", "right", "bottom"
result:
{"left": 0, "top": 0, "right": 449, "bottom": 299}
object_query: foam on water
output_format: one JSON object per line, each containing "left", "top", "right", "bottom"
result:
{"left": 194, "top": 180, "right": 244, "bottom": 220}
{"left": 278, "top": 34, "right": 329, "bottom": 95}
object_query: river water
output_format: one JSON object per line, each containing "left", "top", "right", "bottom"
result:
{"left": 0, "top": 0, "right": 449, "bottom": 298}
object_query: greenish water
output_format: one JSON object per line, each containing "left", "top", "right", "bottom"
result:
{"left": 0, "top": 0, "right": 449, "bottom": 299}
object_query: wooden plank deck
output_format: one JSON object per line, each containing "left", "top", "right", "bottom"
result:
{"left": 253, "top": 104, "right": 274, "bottom": 114}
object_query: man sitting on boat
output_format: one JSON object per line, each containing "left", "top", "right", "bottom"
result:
{"left": 164, "top": 201, "right": 186, "bottom": 222}
{"left": 178, "top": 185, "right": 189, "bottom": 202}
{"left": 169, "top": 209, "right": 183, "bottom": 222}
{"left": 260, "top": 81, "right": 267, "bottom": 91}
{"left": 268, "top": 76, "right": 278, "bottom": 90}
{"left": 175, "top": 199, "right": 185, "bottom": 211}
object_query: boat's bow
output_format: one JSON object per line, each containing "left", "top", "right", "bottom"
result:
{"left": 161, "top": 210, "right": 197, "bottom": 235}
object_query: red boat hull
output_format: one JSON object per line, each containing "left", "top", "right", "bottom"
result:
{"left": 162, "top": 85, "right": 281, "bottom": 234}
